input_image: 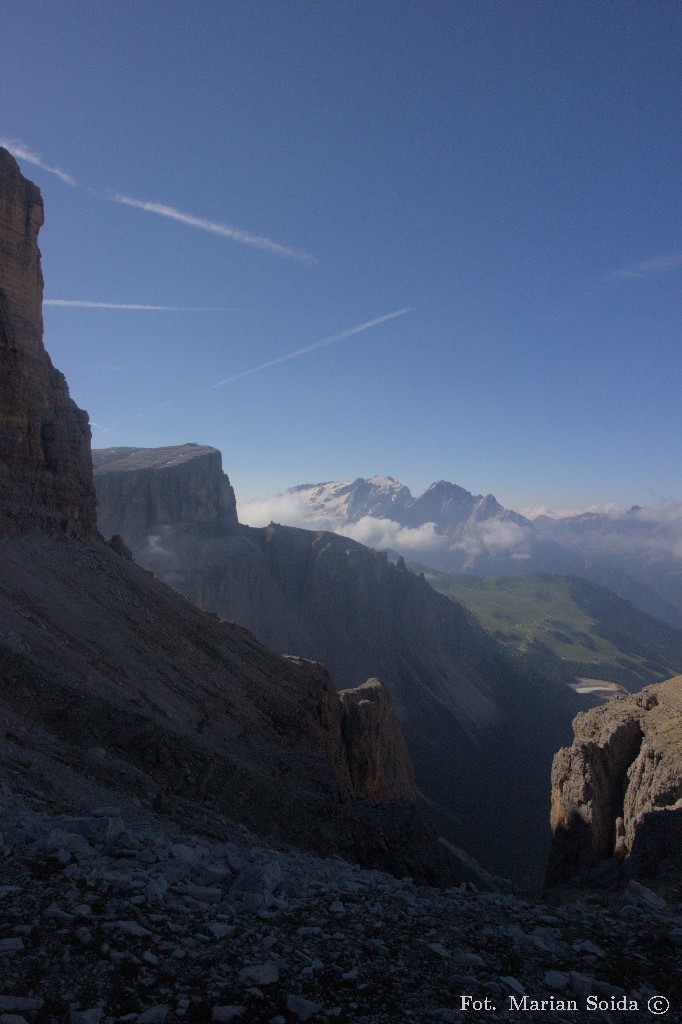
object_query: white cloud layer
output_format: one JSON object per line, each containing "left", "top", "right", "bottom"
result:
{"left": 450, "top": 519, "right": 533, "bottom": 558}
{"left": 240, "top": 486, "right": 682, "bottom": 571}
{"left": 239, "top": 495, "right": 448, "bottom": 557}
{"left": 336, "top": 517, "right": 448, "bottom": 553}
{"left": 238, "top": 492, "right": 330, "bottom": 530}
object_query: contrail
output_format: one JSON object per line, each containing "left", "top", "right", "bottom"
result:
{"left": 0, "top": 138, "right": 316, "bottom": 264}
{"left": 112, "top": 193, "right": 317, "bottom": 264}
{"left": 207, "top": 308, "right": 412, "bottom": 391}
{"left": 0, "top": 139, "right": 77, "bottom": 186}
{"left": 44, "top": 300, "right": 229, "bottom": 311}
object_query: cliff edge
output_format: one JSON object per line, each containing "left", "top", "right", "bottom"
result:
{"left": 547, "top": 675, "right": 682, "bottom": 884}
{"left": 0, "top": 148, "right": 96, "bottom": 538}
{"left": 93, "top": 445, "right": 238, "bottom": 543}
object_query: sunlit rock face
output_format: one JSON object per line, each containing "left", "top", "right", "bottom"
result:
{"left": 0, "top": 147, "right": 96, "bottom": 538}
{"left": 547, "top": 675, "right": 682, "bottom": 884}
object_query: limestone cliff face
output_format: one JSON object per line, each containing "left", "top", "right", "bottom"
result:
{"left": 93, "top": 445, "right": 237, "bottom": 545}
{"left": 340, "top": 678, "right": 417, "bottom": 803}
{"left": 282, "top": 663, "right": 417, "bottom": 804}
{"left": 0, "top": 148, "right": 96, "bottom": 538}
{"left": 547, "top": 676, "right": 682, "bottom": 883}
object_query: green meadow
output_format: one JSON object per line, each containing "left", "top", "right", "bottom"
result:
{"left": 419, "top": 570, "right": 682, "bottom": 692}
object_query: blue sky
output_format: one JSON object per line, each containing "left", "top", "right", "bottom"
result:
{"left": 2, "top": 1, "right": 680, "bottom": 514}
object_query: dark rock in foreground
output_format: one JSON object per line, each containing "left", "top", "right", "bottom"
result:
{"left": 1, "top": 778, "right": 680, "bottom": 1024}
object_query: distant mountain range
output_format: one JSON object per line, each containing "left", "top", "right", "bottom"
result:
{"left": 260, "top": 477, "right": 682, "bottom": 626}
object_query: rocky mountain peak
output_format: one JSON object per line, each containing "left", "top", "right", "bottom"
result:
{"left": 0, "top": 147, "right": 97, "bottom": 539}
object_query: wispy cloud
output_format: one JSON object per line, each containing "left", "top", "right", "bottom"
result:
{"left": 608, "top": 252, "right": 682, "bottom": 281}
{"left": 44, "top": 300, "right": 228, "bottom": 311}
{"left": 111, "top": 193, "right": 316, "bottom": 263}
{"left": 207, "top": 308, "right": 412, "bottom": 391}
{"left": 0, "top": 139, "right": 77, "bottom": 186}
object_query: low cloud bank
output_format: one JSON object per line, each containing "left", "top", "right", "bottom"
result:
{"left": 450, "top": 519, "right": 533, "bottom": 559}
{"left": 336, "top": 517, "right": 448, "bottom": 554}
{"left": 239, "top": 494, "right": 447, "bottom": 554}
{"left": 239, "top": 493, "right": 532, "bottom": 563}
{"left": 238, "top": 492, "right": 333, "bottom": 530}
{"left": 239, "top": 491, "right": 682, "bottom": 568}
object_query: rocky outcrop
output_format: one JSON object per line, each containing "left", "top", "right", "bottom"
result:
{"left": 0, "top": 147, "right": 96, "bottom": 538}
{"left": 547, "top": 676, "right": 682, "bottom": 883}
{"left": 93, "top": 445, "right": 237, "bottom": 545}
{"left": 340, "top": 678, "right": 417, "bottom": 803}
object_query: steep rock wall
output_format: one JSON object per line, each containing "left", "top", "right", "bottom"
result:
{"left": 547, "top": 676, "right": 682, "bottom": 883}
{"left": 0, "top": 535, "right": 452, "bottom": 884}
{"left": 93, "top": 445, "right": 238, "bottom": 544}
{"left": 0, "top": 147, "right": 96, "bottom": 538}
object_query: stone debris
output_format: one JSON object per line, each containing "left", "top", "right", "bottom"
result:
{"left": 0, "top": 784, "right": 680, "bottom": 1024}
